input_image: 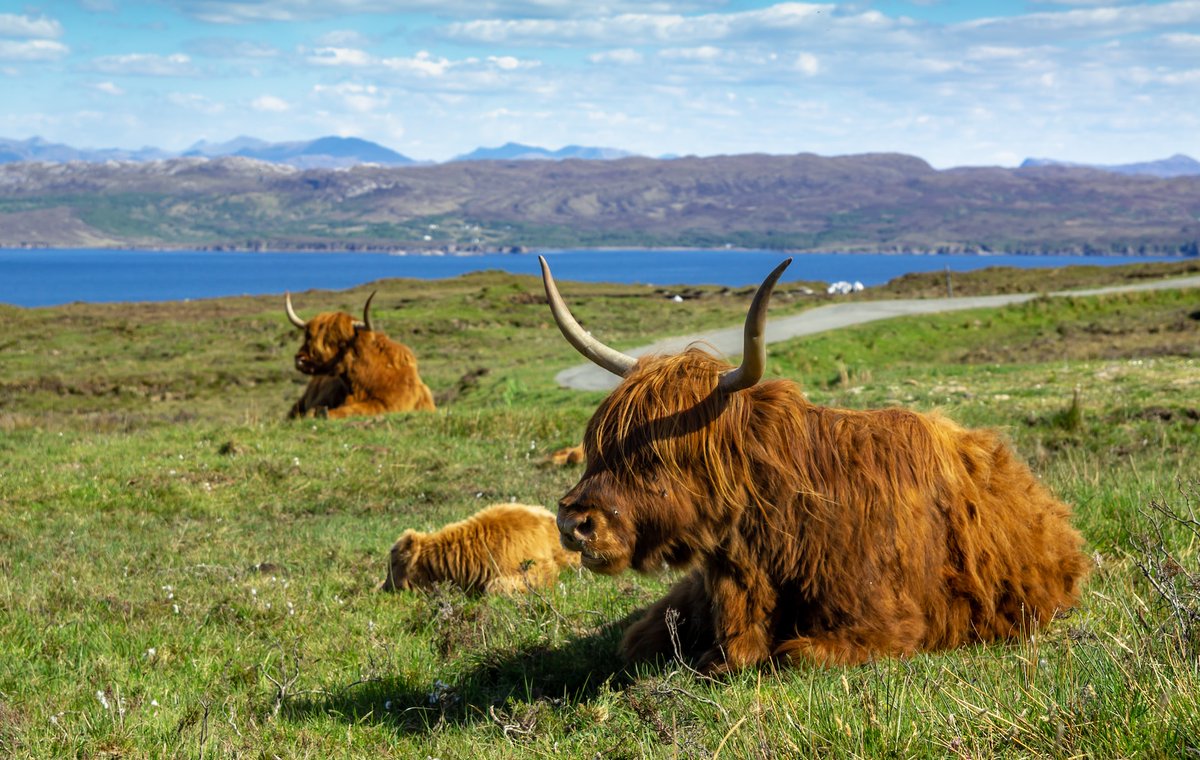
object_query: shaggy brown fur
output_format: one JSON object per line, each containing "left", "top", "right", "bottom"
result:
{"left": 556, "top": 349, "right": 1089, "bottom": 673}
{"left": 380, "top": 503, "right": 580, "bottom": 594}
{"left": 287, "top": 307, "right": 435, "bottom": 419}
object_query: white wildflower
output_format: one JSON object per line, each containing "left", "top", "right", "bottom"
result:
{"left": 96, "top": 690, "right": 110, "bottom": 710}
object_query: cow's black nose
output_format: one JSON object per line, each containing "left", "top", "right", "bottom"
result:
{"left": 558, "top": 512, "right": 594, "bottom": 547}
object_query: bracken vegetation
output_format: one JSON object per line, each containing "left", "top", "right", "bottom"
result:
{"left": 0, "top": 263, "right": 1198, "bottom": 757}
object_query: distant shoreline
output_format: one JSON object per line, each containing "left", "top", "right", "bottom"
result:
{"left": 1, "top": 242, "right": 1194, "bottom": 258}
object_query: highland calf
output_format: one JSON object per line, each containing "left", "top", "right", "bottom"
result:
{"left": 379, "top": 503, "right": 580, "bottom": 594}
{"left": 541, "top": 256, "right": 1088, "bottom": 673}
{"left": 285, "top": 291, "right": 435, "bottom": 418}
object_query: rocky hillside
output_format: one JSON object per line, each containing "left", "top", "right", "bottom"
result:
{"left": 1, "top": 152, "right": 1197, "bottom": 254}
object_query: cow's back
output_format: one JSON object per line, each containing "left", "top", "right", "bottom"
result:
{"left": 362, "top": 333, "right": 436, "bottom": 411}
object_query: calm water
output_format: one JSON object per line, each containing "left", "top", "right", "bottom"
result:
{"left": 0, "top": 248, "right": 1185, "bottom": 308}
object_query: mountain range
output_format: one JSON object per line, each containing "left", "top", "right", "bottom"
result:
{"left": 0, "top": 136, "right": 636, "bottom": 169}
{"left": 2, "top": 151, "right": 1198, "bottom": 255}
{"left": 1019, "top": 154, "right": 1200, "bottom": 178}
{"left": 6, "top": 134, "right": 1195, "bottom": 178}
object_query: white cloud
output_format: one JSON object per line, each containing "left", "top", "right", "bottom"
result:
{"left": 660, "top": 45, "right": 725, "bottom": 61}
{"left": 90, "top": 53, "right": 195, "bottom": 76}
{"left": 964, "top": 45, "right": 1028, "bottom": 61}
{"left": 306, "top": 46, "right": 371, "bottom": 66}
{"left": 488, "top": 55, "right": 524, "bottom": 70}
{"left": 167, "top": 92, "right": 225, "bottom": 114}
{"left": 957, "top": 0, "right": 1200, "bottom": 40}
{"left": 164, "top": 0, "right": 724, "bottom": 24}
{"left": 439, "top": 3, "right": 880, "bottom": 47}
{"left": 381, "top": 50, "right": 452, "bottom": 76}
{"left": 251, "top": 94, "right": 290, "bottom": 112}
{"left": 312, "top": 82, "right": 389, "bottom": 113}
{"left": 0, "top": 13, "right": 62, "bottom": 39}
{"left": 794, "top": 52, "right": 818, "bottom": 75}
{"left": 299, "top": 45, "right": 542, "bottom": 92}
{"left": 91, "top": 81, "right": 124, "bottom": 95}
{"left": 0, "top": 39, "right": 68, "bottom": 61}
{"left": 314, "top": 29, "right": 372, "bottom": 47}
{"left": 588, "top": 48, "right": 644, "bottom": 65}
{"left": 185, "top": 38, "right": 279, "bottom": 58}
{"left": 1129, "top": 66, "right": 1200, "bottom": 86}
{"left": 1162, "top": 31, "right": 1200, "bottom": 47}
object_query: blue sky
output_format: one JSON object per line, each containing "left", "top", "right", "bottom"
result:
{"left": 2, "top": 1, "right": 1197, "bottom": 166}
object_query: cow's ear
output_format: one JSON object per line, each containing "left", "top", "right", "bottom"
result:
{"left": 393, "top": 530, "right": 423, "bottom": 562}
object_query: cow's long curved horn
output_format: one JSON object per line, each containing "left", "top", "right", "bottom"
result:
{"left": 284, "top": 291, "right": 307, "bottom": 330}
{"left": 716, "top": 258, "right": 792, "bottom": 393}
{"left": 362, "top": 291, "right": 376, "bottom": 332}
{"left": 539, "top": 255, "right": 637, "bottom": 378}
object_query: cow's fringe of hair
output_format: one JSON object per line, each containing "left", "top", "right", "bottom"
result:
{"left": 589, "top": 350, "right": 759, "bottom": 510}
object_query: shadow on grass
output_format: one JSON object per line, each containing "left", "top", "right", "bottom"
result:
{"left": 285, "top": 616, "right": 638, "bottom": 735}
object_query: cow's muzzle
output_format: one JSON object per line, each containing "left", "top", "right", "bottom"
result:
{"left": 294, "top": 354, "right": 317, "bottom": 374}
{"left": 557, "top": 511, "right": 595, "bottom": 552}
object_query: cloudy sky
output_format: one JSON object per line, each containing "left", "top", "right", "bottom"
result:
{"left": 2, "top": 1, "right": 1198, "bottom": 166}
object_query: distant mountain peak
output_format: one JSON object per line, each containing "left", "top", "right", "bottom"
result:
{"left": 452, "top": 142, "right": 636, "bottom": 162}
{"left": 1020, "top": 154, "right": 1200, "bottom": 178}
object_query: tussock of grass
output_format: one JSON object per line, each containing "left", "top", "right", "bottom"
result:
{"left": 0, "top": 267, "right": 1197, "bottom": 757}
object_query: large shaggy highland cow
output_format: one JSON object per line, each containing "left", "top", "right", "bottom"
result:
{"left": 285, "top": 292, "right": 435, "bottom": 418}
{"left": 540, "top": 256, "right": 1088, "bottom": 672}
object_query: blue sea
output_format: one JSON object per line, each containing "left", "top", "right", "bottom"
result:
{"left": 0, "top": 247, "right": 1186, "bottom": 308}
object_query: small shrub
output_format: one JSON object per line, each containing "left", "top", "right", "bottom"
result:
{"left": 1129, "top": 482, "right": 1200, "bottom": 653}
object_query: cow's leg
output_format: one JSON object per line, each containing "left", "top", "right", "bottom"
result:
{"left": 775, "top": 632, "right": 883, "bottom": 667}
{"left": 483, "top": 560, "right": 560, "bottom": 595}
{"left": 324, "top": 398, "right": 391, "bottom": 419}
{"left": 289, "top": 375, "right": 348, "bottom": 419}
{"left": 695, "top": 564, "right": 777, "bottom": 674}
{"left": 620, "top": 571, "right": 715, "bottom": 665}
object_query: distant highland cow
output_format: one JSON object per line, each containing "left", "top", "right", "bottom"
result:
{"left": 285, "top": 291, "right": 435, "bottom": 418}
{"left": 546, "top": 444, "right": 585, "bottom": 466}
{"left": 540, "top": 256, "right": 1088, "bottom": 673}
{"left": 380, "top": 503, "right": 580, "bottom": 594}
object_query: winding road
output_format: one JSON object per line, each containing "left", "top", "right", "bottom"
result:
{"left": 555, "top": 274, "right": 1200, "bottom": 392}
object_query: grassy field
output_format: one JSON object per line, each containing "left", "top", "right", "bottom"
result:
{"left": 1, "top": 263, "right": 1198, "bottom": 758}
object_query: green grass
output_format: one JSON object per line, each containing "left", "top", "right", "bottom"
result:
{"left": 1, "top": 266, "right": 1198, "bottom": 757}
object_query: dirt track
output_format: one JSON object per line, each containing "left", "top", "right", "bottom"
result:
{"left": 555, "top": 274, "right": 1200, "bottom": 391}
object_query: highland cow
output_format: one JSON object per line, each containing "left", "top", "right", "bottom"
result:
{"left": 540, "top": 256, "right": 1088, "bottom": 673}
{"left": 379, "top": 503, "right": 580, "bottom": 594}
{"left": 546, "top": 444, "right": 586, "bottom": 466}
{"left": 285, "top": 291, "right": 435, "bottom": 419}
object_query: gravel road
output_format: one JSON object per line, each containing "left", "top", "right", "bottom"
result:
{"left": 555, "top": 274, "right": 1200, "bottom": 392}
